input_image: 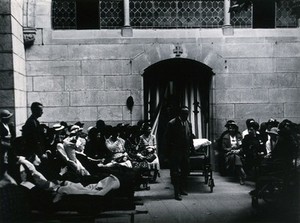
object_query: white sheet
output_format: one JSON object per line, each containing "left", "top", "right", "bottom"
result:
{"left": 193, "top": 138, "right": 211, "bottom": 150}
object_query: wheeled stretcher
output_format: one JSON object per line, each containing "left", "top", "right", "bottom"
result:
{"left": 189, "top": 139, "right": 214, "bottom": 192}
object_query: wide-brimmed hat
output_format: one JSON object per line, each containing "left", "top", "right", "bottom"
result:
{"left": 248, "top": 120, "right": 259, "bottom": 130}
{"left": 74, "top": 121, "right": 84, "bottom": 128}
{"left": 267, "top": 118, "right": 279, "bottom": 126}
{"left": 246, "top": 118, "right": 255, "bottom": 128}
{"left": 1, "top": 109, "right": 13, "bottom": 119}
{"left": 52, "top": 123, "right": 65, "bottom": 131}
{"left": 87, "top": 126, "right": 95, "bottom": 133}
{"left": 266, "top": 127, "right": 279, "bottom": 135}
{"left": 69, "top": 125, "right": 83, "bottom": 135}
{"left": 225, "top": 120, "right": 238, "bottom": 128}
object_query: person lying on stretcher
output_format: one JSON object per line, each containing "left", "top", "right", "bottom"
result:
{"left": 7, "top": 155, "right": 121, "bottom": 203}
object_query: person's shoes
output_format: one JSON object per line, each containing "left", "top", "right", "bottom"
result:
{"left": 180, "top": 190, "right": 188, "bottom": 196}
{"left": 175, "top": 193, "right": 182, "bottom": 201}
{"left": 239, "top": 177, "right": 245, "bottom": 185}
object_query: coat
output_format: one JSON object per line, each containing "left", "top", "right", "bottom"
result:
{"left": 165, "top": 117, "right": 194, "bottom": 155}
{"left": 22, "top": 115, "right": 45, "bottom": 158}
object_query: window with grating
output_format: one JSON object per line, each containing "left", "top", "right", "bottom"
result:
{"left": 52, "top": 0, "right": 123, "bottom": 29}
{"left": 276, "top": 1, "right": 297, "bottom": 28}
{"left": 130, "top": 0, "right": 225, "bottom": 28}
{"left": 52, "top": 0, "right": 77, "bottom": 29}
{"left": 231, "top": 6, "right": 252, "bottom": 28}
{"left": 52, "top": 0, "right": 297, "bottom": 30}
{"left": 99, "top": 0, "right": 123, "bottom": 29}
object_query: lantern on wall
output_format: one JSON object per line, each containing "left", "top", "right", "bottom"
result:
{"left": 126, "top": 96, "right": 134, "bottom": 113}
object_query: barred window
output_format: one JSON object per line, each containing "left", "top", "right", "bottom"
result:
{"left": 52, "top": 0, "right": 297, "bottom": 30}
{"left": 52, "top": 0, "right": 100, "bottom": 29}
{"left": 52, "top": 0, "right": 123, "bottom": 29}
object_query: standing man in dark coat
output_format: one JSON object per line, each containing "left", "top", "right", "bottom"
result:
{"left": 165, "top": 106, "right": 194, "bottom": 201}
{"left": 22, "top": 102, "right": 46, "bottom": 164}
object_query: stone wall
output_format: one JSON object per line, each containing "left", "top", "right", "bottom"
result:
{"left": 22, "top": 0, "right": 300, "bottom": 139}
{"left": 211, "top": 36, "right": 300, "bottom": 138}
{"left": 0, "top": 0, "right": 27, "bottom": 136}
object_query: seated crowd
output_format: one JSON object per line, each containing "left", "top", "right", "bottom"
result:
{"left": 217, "top": 118, "right": 300, "bottom": 185}
{"left": 0, "top": 102, "right": 159, "bottom": 220}
{"left": 0, "top": 102, "right": 299, "bottom": 219}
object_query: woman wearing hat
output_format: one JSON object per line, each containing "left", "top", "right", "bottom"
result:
{"left": 264, "top": 127, "right": 279, "bottom": 158}
{"left": 242, "top": 121, "right": 266, "bottom": 178}
{"left": 220, "top": 120, "right": 246, "bottom": 185}
{"left": 63, "top": 125, "right": 85, "bottom": 162}
{"left": 105, "top": 127, "right": 128, "bottom": 162}
{"left": 0, "top": 109, "right": 15, "bottom": 174}
{"left": 137, "top": 124, "right": 157, "bottom": 161}
{"left": 57, "top": 125, "right": 90, "bottom": 176}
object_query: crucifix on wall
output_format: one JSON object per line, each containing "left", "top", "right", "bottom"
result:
{"left": 173, "top": 43, "right": 183, "bottom": 57}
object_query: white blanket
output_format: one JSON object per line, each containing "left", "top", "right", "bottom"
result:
{"left": 193, "top": 138, "right": 212, "bottom": 150}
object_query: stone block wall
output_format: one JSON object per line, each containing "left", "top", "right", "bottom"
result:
{"left": 212, "top": 36, "right": 300, "bottom": 138}
{"left": 21, "top": 0, "right": 300, "bottom": 139}
{"left": 0, "top": 0, "right": 27, "bottom": 135}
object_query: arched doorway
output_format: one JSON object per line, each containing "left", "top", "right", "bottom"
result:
{"left": 143, "top": 58, "right": 214, "bottom": 167}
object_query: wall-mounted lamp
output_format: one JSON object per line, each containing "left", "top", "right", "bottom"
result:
{"left": 126, "top": 96, "right": 134, "bottom": 113}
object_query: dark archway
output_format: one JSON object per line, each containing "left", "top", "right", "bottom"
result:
{"left": 143, "top": 58, "right": 214, "bottom": 167}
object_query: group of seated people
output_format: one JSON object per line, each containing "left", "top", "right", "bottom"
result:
{"left": 217, "top": 118, "right": 299, "bottom": 185}
{"left": 0, "top": 102, "right": 160, "bottom": 220}
{"left": 1, "top": 102, "right": 300, "bottom": 217}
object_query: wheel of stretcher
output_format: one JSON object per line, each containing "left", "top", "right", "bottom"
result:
{"left": 208, "top": 178, "right": 214, "bottom": 193}
{"left": 204, "top": 174, "right": 209, "bottom": 184}
{"left": 261, "top": 181, "right": 283, "bottom": 204}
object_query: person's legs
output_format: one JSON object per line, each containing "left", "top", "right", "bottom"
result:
{"left": 236, "top": 165, "right": 246, "bottom": 185}
{"left": 179, "top": 154, "right": 190, "bottom": 195}
{"left": 234, "top": 155, "right": 247, "bottom": 185}
{"left": 169, "top": 154, "right": 182, "bottom": 201}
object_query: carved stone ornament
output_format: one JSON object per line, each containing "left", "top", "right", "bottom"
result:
{"left": 23, "top": 27, "right": 37, "bottom": 48}
{"left": 173, "top": 43, "right": 183, "bottom": 57}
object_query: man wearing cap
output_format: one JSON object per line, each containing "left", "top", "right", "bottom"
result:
{"left": 165, "top": 106, "right": 194, "bottom": 201}
{"left": 22, "top": 102, "right": 46, "bottom": 163}
{"left": 0, "top": 109, "right": 15, "bottom": 174}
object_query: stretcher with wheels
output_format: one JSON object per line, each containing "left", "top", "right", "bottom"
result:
{"left": 189, "top": 139, "right": 214, "bottom": 192}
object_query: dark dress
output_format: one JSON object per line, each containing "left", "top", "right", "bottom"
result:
{"left": 242, "top": 133, "right": 266, "bottom": 176}
{"left": 220, "top": 132, "right": 243, "bottom": 174}
{"left": 85, "top": 137, "right": 110, "bottom": 160}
